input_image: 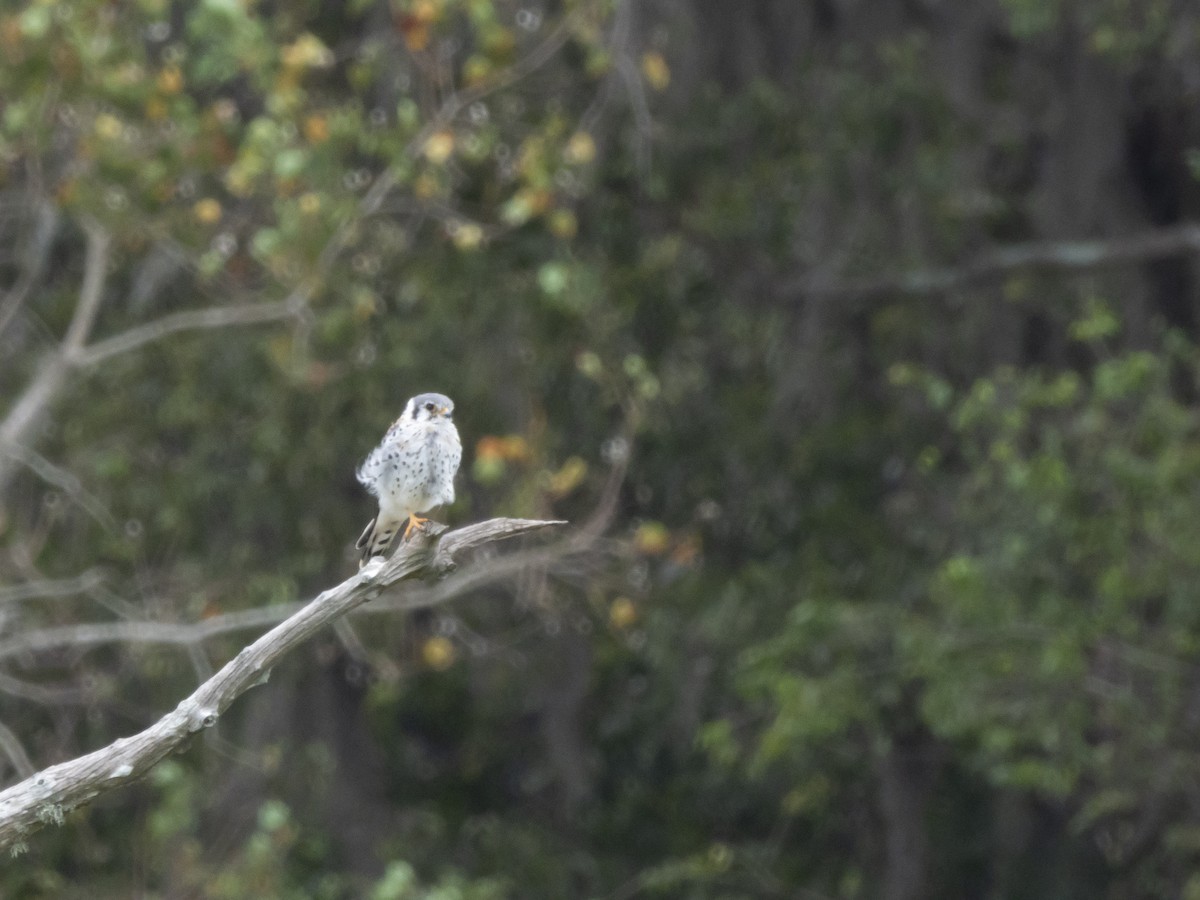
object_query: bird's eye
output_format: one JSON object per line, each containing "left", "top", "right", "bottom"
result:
{"left": 424, "top": 402, "right": 435, "bottom": 412}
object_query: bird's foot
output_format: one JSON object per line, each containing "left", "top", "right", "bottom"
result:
{"left": 401, "top": 515, "right": 431, "bottom": 541}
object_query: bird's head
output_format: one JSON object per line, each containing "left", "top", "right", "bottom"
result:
{"left": 403, "top": 392, "right": 455, "bottom": 422}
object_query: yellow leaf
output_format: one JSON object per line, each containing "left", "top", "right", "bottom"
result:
{"left": 462, "top": 54, "right": 491, "bottom": 85}
{"left": 156, "top": 65, "right": 183, "bottom": 95}
{"left": 475, "top": 435, "right": 505, "bottom": 462}
{"left": 398, "top": 18, "right": 431, "bottom": 52}
{"left": 281, "top": 33, "right": 333, "bottom": 70}
{"left": 634, "top": 521, "right": 670, "bottom": 555}
{"left": 298, "top": 192, "right": 321, "bottom": 215}
{"left": 641, "top": 52, "right": 670, "bottom": 90}
{"left": 549, "top": 209, "right": 577, "bottom": 239}
{"left": 192, "top": 198, "right": 222, "bottom": 224}
{"left": 422, "top": 636, "right": 456, "bottom": 670}
{"left": 548, "top": 456, "right": 587, "bottom": 497}
{"left": 451, "top": 221, "right": 484, "bottom": 250}
{"left": 303, "top": 114, "right": 329, "bottom": 143}
{"left": 482, "top": 25, "right": 515, "bottom": 60}
{"left": 609, "top": 597, "right": 637, "bottom": 630}
{"left": 564, "top": 131, "right": 596, "bottom": 165}
{"left": 412, "top": 0, "right": 441, "bottom": 23}
{"left": 423, "top": 130, "right": 455, "bottom": 164}
{"left": 144, "top": 97, "right": 169, "bottom": 121}
{"left": 225, "top": 167, "right": 252, "bottom": 197}
{"left": 414, "top": 172, "right": 439, "bottom": 198}
{"left": 499, "top": 435, "right": 530, "bottom": 462}
{"left": 94, "top": 113, "right": 122, "bottom": 141}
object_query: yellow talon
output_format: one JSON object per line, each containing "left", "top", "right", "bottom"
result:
{"left": 402, "top": 516, "right": 430, "bottom": 541}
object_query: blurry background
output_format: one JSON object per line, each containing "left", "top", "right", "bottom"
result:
{"left": 3, "top": 0, "right": 1200, "bottom": 897}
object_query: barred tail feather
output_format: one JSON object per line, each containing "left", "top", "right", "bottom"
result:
{"left": 356, "top": 514, "right": 402, "bottom": 566}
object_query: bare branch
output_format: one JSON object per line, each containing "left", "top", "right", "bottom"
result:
{"left": 61, "top": 221, "right": 112, "bottom": 357}
{"left": 610, "top": 1, "right": 654, "bottom": 177}
{"left": 0, "top": 570, "right": 106, "bottom": 605}
{"left": 0, "top": 200, "right": 60, "bottom": 341}
{"left": 0, "top": 452, "right": 626, "bottom": 660}
{"left": 0, "top": 531, "right": 599, "bottom": 659}
{"left": 0, "top": 672, "right": 84, "bottom": 706}
{"left": 0, "top": 224, "right": 111, "bottom": 496}
{"left": 0, "top": 723, "right": 34, "bottom": 781}
{"left": 367, "top": 532, "right": 616, "bottom": 613}
{"left": 578, "top": 0, "right": 628, "bottom": 137}
{"left": 73, "top": 300, "right": 295, "bottom": 368}
{"left": 0, "top": 517, "right": 565, "bottom": 850}
{"left": 0, "top": 224, "right": 108, "bottom": 436}
{"left": 0, "top": 607, "right": 304, "bottom": 661}
{"left": 0, "top": 442, "right": 118, "bottom": 532}
{"left": 788, "top": 223, "right": 1200, "bottom": 302}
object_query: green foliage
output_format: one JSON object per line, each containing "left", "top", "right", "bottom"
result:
{"left": 895, "top": 323, "right": 1200, "bottom": 872}
{"left": 1000, "top": 0, "right": 1184, "bottom": 62}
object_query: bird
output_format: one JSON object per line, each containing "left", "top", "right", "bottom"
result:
{"left": 355, "top": 392, "right": 462, "bottom": 565}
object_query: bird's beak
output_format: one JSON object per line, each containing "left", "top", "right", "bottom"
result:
{"left": 438, "top": 406, "right": 451, "bottom": 417}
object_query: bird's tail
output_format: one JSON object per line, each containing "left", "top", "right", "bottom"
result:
{"left": 356, "top": 514, "right": 402, "bottom": 566}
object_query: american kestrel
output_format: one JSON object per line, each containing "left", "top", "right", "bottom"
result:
{"left": 355, "top": 392, "right": 462, "bottom": 565}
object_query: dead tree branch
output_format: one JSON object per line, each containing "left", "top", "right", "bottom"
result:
{"left": 0, "top": 200, "right": 60, "bottom": 341}
{"left": 0, "top": 517, "right": 565, "bottom": 852}
{"left": 788, "top": 223, "right": 1200, "bottom": 302}
{"left": 74, "top": 300, "right": 296, "bottom": 367}
{"left": 0, "top": 534, "right": 602, "bottom": 660}
{"left": 0, "top": 723, "right": 34, "bottom": 782}
{"left": 0, "top": 223, "right": 110, "bottom": 494}
{"left": 0, "top": 441, "right": 119, "bottom": 531}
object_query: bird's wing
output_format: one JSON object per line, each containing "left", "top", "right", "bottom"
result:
{"left": 446, "top": 430, "right": 463, "bottom": 473}
{"left": 356, "top": 424, "right": 425, "bottom": 492}
{"left": 429, "top": 426, "right": 463, "bottom": 505}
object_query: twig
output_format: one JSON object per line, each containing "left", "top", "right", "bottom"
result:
{"left": 610, "top": 1, "right": 654, "bottom": 178}
{"left": 73, "top": 300, "right": 295, "bottom": 368}
{"left": 0, "top": 225, "right": 111, "bottom": 495}
{"left": 0, "top": 724, "right": 34, "bottom": 781}
{"left": 0, "top": 200, "right": 60, "bottom": 341}
{"left": 0, "top": 533, "right": 599, "bottom": 660}
{"left": 0, "top": 607, "right": 308, "bottom": 662}
{"left": 0, "top": 442, "right": 118, "bottom": 532}
{"left": 0, "top": 672, "right": 83, "bottom": 706}
{"left": 788, "top": 223, "right": 1200, "bottom": 302}
{"left": 61, "top": 221, "right": 112, "bottom": 357}
{"left": 0, "top": 447, "right": 625, "bottom": 662}
{"left": 0, "top": 516, "right": 565, "bottom": 850}
{"left": 578, "top": 0, "right": 627, "bottom": 137}
{"left": 0, "top": 569, "right": 106, "bottom": 605}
